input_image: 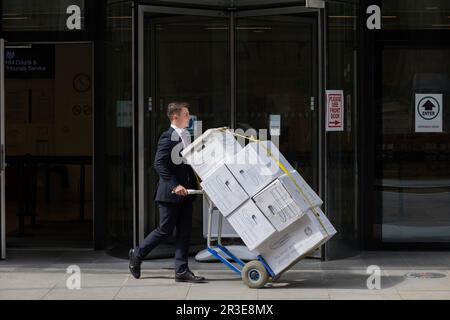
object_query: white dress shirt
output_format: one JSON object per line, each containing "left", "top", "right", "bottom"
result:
{"left": 171, "top": 124, "right": 190, "bottom": 148}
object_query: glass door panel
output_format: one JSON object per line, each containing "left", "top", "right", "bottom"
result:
{"left": 140, "top": 8, "right": 230, "bottom": 251}
{"left": 375, "top": 47, "right": 450, "bottom": 243}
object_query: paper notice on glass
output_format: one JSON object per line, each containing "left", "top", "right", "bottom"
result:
{"left": 116, "top": 101, "right": 132, "bottom": 128}
{"left": 415, "top": 94, "right": 443, "bottom": 132}
{"left": 269, "top": 114, "right": 281, "bottom": 136}
{"left": 326, "top": 90, "right": 344, "bottom": 132}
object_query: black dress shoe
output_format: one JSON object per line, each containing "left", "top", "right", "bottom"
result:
{"left": 129, "top": 248, "right": 142, "bottom": 279}
{"left": 175, "top": 269, "right": 206, "bottom": 283}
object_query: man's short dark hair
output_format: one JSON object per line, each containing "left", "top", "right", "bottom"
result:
{"left": 167, "top": 101, "right": 190, "bottom": 120}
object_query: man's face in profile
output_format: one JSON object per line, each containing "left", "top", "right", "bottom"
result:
{"left": 174, "top": 107, "right": 190, "bottom": 129}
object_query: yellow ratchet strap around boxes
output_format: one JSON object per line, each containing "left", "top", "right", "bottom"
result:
{"left": 216, "top": 127, "right": 330, "bottom": 237}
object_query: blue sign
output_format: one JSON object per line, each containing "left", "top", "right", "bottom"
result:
{"left": 5, "top": 45, "right": 55, "bottom": 79}
{"left": 187, "top": 115, "right": 197, "bottom": 136}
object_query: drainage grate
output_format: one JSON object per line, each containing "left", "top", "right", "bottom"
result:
{"left": 405, "top": 272, "right": 447, "bottom": 279}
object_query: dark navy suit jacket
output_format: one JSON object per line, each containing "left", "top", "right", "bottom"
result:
{"left": 153, "top": 126, "right": 197, "bottom": 203}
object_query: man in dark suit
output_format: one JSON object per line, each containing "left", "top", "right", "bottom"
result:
{"left": 129, "top": 101, "right": 206, "bottom": 283}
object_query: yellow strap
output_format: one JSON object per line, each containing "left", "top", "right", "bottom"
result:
{"left": 193, "top": 171, "right": 201, "bottom": 188}
{"left": 216, "top": 128, "right": 330, "bottom": 236}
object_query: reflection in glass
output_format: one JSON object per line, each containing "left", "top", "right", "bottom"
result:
{"left": 377, "top": 48, "right": 450, "bottom": 242}
{"left": 382, "top": 0, "right": 450, "bottom": 30}
{"left": 143, "top": 14, "right": 230, "bottom": 253}
{"left": 2, "top": 0, "right": 85, "bottom": 31}
{"left": 325, "top": 1, "right": 358, "bottom": 258}
{"left": 236, "top": 15, "right": 317, "bottom": 184}
{"left": 104, "top": 1, "right": 134, "bottom": 255}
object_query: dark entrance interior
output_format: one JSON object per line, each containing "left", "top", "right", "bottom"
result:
{"left": 4, "top": 43, "right": 93, "bottom": 249}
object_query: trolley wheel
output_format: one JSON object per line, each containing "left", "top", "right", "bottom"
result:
{"left": 242, "top": 260, "right": 269, "bottom": 289}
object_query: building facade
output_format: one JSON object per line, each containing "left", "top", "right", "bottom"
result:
{"left": 0, "top": 0, "right": 448, "bottom": 261}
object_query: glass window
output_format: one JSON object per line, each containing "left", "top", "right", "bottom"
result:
{"left": 382, "top": 0, "right": 450, "bottom": 30}
{"left": 325, "top": 1, "right": 359, "bottom": 258}
{"left": 376, "top": 47, "right": 450, "bottom": 242}
{"left": 2, "top": 0, "right": 85, "bottom": 32}
{"left": 142, "top": 12, "right": 230, "bottom": 249}
{"left": 236, "top": 14, "right": 317, "bottom": 184}
{"left": 104, "top": 1, "right": 134, "bottom": 255}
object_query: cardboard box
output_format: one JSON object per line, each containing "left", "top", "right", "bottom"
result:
{"left": 226, "top": 200, "right": 277, "bottom": 251}
{"left": 225, "top": 140, "right": 294, "bottom": 197}
{"left": 253, "top": 179, "right": 306, "bottom": 232}
{"left": 256, "top": 209, "right": 335, "bottom": 275}
{"left": 225, "top": 143, "right": 277, "bottom": 197}
{"left": 278, "top": 170, "right": 323, "bottom": 209}
{"left": 200, "top": 165, "right": 248, "bottom": 217}
{"left": 310, "top": 206, "right": 337, "bottom": 243}
{"left": 181, "top": 129, "right": 242, "bottom": 180}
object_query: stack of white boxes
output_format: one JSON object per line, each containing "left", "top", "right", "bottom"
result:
{"left": 182, "top": 129, "right": 337, "bottom": 276}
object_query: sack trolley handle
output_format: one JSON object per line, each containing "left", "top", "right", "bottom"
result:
{"left": 173, "top": 189, "right": 221, "bottom": 247}
{"left": 204, "top": 192, "right": 223, "bottom": 248}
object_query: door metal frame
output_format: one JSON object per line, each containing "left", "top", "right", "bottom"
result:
{"left": 1, "top": 38, "right": 5, "bottom": 259}
{"left": 235, "top": 6, "right": 318, "bottom": 17}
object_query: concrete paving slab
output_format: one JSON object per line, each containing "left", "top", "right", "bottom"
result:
{"left": 43, "top": 287, "right": 122, "bottom": 300}
{"left": 2, "top": 250, "right": 450, "bottom": 300}
{"left": 186, "top": 285, "right": 258, "bottom": 300}
{"left": 53, "top": 273, "right": 130, "bottom": 289}
{"left": 383, "top": 269, "right": 450, "bottom": 291}
{"left": 329, "top": 293, "right": 402, "bottom": 300}
{"left": 257, "top": 288, "right": 329, "bottom": 300}
{"left": 398, "top": 291, "right": 450, "bottom": 300}
{"left": 0, "top": 288, "right": 51, "bottom": 300}
{"left": 0, "top": 272, "right": 65, "bottom": 290}
{"left": 115, "top": 285, "right": 190, "bottom": 300}
{"left": 394, "top": 277, "right": 450, "bottom": 292}
{"left": 403, "top": 257, "right": 449, "bottom": 269}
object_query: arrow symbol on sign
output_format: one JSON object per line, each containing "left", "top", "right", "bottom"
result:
{"left": 423, "top": 100, "right": 435, "bottom": 111}
{"left": 330, "top": 120, "right": 341, "bottom": 126}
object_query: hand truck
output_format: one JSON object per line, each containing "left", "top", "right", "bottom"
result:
{"left": 194, "top": 190, "right": 288, "bottom": 289}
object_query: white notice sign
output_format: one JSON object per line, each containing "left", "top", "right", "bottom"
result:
{"left": 269, "top": 114, "right": 281, "bottom": 136}
{"left": 326, "top": 90, "right": 344, "bottom": 131}
{"left": 117, "top": 100, "right": 132, "bottom": 128}
{"left": 415, "top": 94, "right": 442, "bottom": 133}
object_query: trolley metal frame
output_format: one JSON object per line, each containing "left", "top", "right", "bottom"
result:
{"left": 203, "top": 192, "right": 276, "bottom": 279}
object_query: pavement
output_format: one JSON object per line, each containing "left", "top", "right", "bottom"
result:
{"left": 1, "top": 249, "right": 450, "bottom": 300}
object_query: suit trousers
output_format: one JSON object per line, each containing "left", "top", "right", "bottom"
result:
{"left": 134, "top": 201, "right": 193, "bottom": 274}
